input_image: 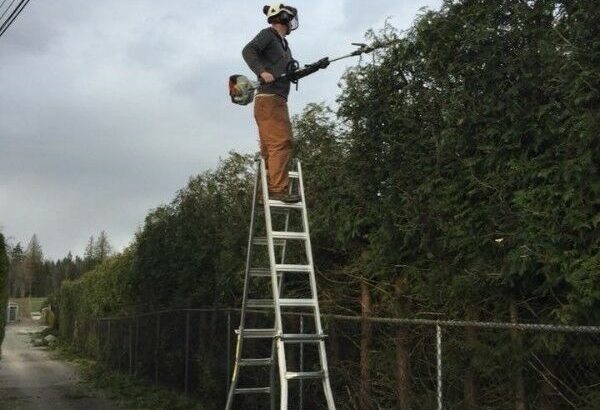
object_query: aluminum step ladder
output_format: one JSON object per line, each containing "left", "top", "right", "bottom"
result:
{"left": 225, "top": 158, "right": 336, "bottom": 410}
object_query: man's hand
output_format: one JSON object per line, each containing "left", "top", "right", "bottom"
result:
{"left": 260, "top": 72, "right": 275, "bottom": 83}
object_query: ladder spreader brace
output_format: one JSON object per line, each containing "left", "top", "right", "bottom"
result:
{"left": 225, "top": 158, "right": 336, "bottom": 410}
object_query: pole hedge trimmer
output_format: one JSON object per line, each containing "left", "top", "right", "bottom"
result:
{"left": 228, "top": 41, "right": 396, "bottom": 105}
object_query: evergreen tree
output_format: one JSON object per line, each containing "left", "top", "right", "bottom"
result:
{"left": 94, "top": 231, "right": 112, "bottom": 262}
{"left": 8, "top": 243, "right": 25, "bottom": 297}
{"left": 25, "top": 234, "right": 45, "bottom": 296}
{"left": 63, "top": 251, "right": 79, "bottom": 281}
{"left": 83, "top": 236, "right": 96, "bottom": 272}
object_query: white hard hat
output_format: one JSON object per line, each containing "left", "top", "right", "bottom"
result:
{"left": 263, "top": 4, "right": 298, "bottom": 31}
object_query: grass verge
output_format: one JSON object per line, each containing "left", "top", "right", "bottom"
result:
{"left": 52, "top": 341, "right": 205, "bottom": 410}
{"left": 10, "top": 297, "right": 47, "bottom": 318}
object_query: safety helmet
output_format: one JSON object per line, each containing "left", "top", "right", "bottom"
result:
{"left": 263, "top": 4, "right": 298, "bottom": 32}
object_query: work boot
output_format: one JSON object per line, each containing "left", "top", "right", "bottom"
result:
{"left": 270, "top": 192, "right": 301, "bottom": 203}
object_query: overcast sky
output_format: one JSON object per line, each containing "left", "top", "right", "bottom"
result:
{"left": 0, "top": 0, "right": 442, "bottom": 260}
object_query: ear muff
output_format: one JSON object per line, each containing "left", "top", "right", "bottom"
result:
{"left": 278, "top": 11, "right": 291, "bottom": 24}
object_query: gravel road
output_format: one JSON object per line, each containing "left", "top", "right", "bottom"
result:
{"left": 0, "top": 321, "right": 121, "bottom": 410}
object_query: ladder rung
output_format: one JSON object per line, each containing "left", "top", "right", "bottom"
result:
{"left": 246, "top": 299, "right": 274, "bottom": 308}
{"left": 275, "top": 264, "right": 312, "bottom": 272}
{"left": 236, "top": 328, "right": 277, "bottom": 338}
{"left": 280, "top": 333, "right": 327, "bottom": 343}
{"left": 265, "top": 207, "right": 292, "bottom": 215}
{"left": 286, "top": 371, "right": 324, "bottom": 380}
{"left": 253, "top": 237, "right": 286, "bottom": 246}
{"left": 248, "top": 268, "right": 277, "bottom": 277}
{"left": 268, "top": 200, "right": 303, "bottom": 209}
{"left": 246, "top": 298, "right": 316, "bottom": 308}
{"left": 279, "top": 298, "right": 316, "bottom": 307}
{"left": 288, "top": 171, "right": 299, "bottom": 178}
{"left": 239, "top": 358, "right": 273, "bottom": 366}
{"left": 271, "top": 231, "right": 307, "bottom": 240}
{"left": 234, "top": 387, "right": 271, "bottom": 394}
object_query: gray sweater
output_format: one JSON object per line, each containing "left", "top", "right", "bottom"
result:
{"left": 242, "top": 28, "right": 293, "bottom": 99}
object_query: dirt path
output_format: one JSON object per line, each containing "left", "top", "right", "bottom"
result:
{"left": 0, "top": 321, "right": 121, "bottom": 410}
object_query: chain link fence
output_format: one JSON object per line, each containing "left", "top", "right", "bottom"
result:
{"left": 67, "top": 309, "right": 600, "bottom": 409}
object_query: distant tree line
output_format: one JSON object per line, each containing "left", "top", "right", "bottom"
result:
{"left": 5, "top": 231, "right": 112, "bottom": 298}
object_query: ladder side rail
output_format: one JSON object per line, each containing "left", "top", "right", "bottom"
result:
{"left": 277, "top": 179, "right": 293, "bottom": 326}
{"left": 270, "top": 170, "right": 294, "bottom": 410}
{"left": 240, "top": 159, "right": 262, "bottom": 328}
{"left": 296, "top": 160, "right": 337, "bottom": 410}
{"left": 225, "top": 160, "right": 262, "bottom": 410}
{"left": 296, "top": 160, "right": 325, "bottom": 333}
{"left": 280, "top": 163, "right": 295, "bottom": 266}
{"left": 260, "top": 159, "right": 290, "bottom": 409}
{"left": 269, "top": 341, "right": 276, "bottom": 410}
{"left": 279, "top": 210, "right": 291, "bottom": 294}
{"left": 277, "top": 192, "right": 292, "bottom": 331}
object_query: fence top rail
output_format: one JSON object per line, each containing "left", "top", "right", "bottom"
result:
{"left": 96, "top": 307, "right": 225, "bottom": 321}
{"left": 95, "top": 307, "right": 600, "bottom": 333}
{"left": 322, "top": 314, "right": 600, "bottom": 333}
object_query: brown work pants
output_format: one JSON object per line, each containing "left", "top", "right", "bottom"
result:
{"left": 254, "top": 94, "right": 292, "bottom": 194}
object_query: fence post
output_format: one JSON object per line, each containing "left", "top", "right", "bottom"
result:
{"left": 436, "top": 323, "right": 443, "bottom": 410}
{"left": 359, "top": 281, "right": 372, "bottom": 409}
{"left": 226, "top": 309, "right": 231, "bottom": 393}
{"left": 118, "top": 320, "right": 123, "bottom": 372}
{"left": 96, "top": 319, "right": 100, "bottom": 359}
{"left": 299, "top": 313, "right": 304, "bottom": 410}
{"left": 129, "top": 321, "right": 133, "bottom": 375}
{"left": 155, "top": 312, "right": 160, "bottom": 386}
{"left": 134, "top": 317, "right": 139, "bottom": 376}
{"left": 185, "top": 310, "right": 190, "bottom": 394}
{"left": 107, "top": 319, "right": 111, "bottom": 364}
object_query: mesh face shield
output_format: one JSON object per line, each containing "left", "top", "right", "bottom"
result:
{"left": 285, "top": 7, "right": 298, "bottom": 31}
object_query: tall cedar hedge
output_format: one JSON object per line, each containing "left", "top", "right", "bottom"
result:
{"left": 53, "top": 1, "right": 599, "bottom": 406}
{"left": 56, "top": 0, "right": 599, "bottom": 330}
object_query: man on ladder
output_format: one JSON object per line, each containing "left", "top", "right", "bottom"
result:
{"left": 226, "top": 7, "right": 394, "bottom": 409}
{"left": 242, "top": 4, "right": 319, "bottom": 203}
{"left": 224, "top": 8, "right": 337, "bottom": 410}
